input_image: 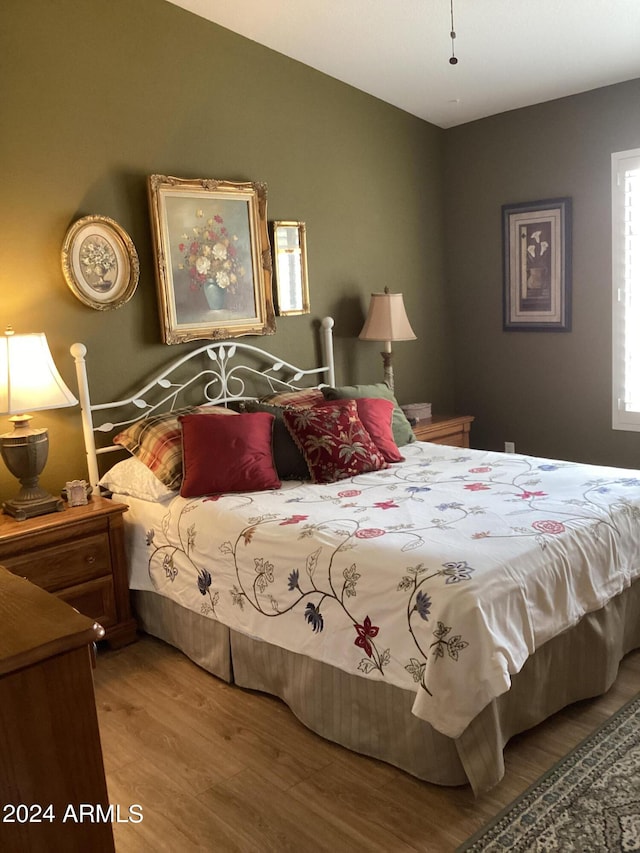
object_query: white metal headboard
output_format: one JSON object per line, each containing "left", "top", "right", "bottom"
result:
{"left": 71, "top": 316, "right": 335, "bottom": 489}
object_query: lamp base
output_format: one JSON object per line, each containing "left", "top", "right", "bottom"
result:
{"left": 3, "top": 491, "right": 64, "bottom": 521}
{"left": 380, "top": 350, "right": 395, "bottom": 392}
{"left": 1, "top": 421, "right": 64, "bottom": 521}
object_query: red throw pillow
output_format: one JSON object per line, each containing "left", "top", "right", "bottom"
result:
{"left": 179, "top": 412, "right": 281, "bottom": 497}
{"left": 113, "top": 405, "right": 237, "bottom": 490}
{"left": 282, "top": 400, "right": 389, "bottom": 484}
{"left": 316, "top": 397, "right": 404, "bottom": 463}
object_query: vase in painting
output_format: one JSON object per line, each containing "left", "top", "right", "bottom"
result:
{"left": 203, "top": 281, "right": 225, "bottom": 310}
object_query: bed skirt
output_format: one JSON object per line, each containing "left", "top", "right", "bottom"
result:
{"left": 133, "top": 577, "right": 640, "bottom": 794}
{"left": 134, "top": 589, "right": 233, "bottom": 683}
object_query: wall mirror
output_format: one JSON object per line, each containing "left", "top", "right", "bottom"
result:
{"left": 271, "top": 221, "right": 310, "bottom": 315}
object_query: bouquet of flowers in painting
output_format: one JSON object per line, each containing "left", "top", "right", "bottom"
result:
{"left": 177, "top": 211, "right": 247, "bottom": 311}
{"left": 80, "top": 235, "right": 118, "bottom": 293}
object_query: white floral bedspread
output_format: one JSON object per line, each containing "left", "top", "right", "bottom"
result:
{"left": 119, "top": 442, "right": 640, "bottom": 738}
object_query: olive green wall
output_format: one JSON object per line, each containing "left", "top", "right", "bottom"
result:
{"left": 444, "top": 79, "right": 640, "bottom": 467}
{"left": 0, "top": 0, "right": 448, "bottom": 498}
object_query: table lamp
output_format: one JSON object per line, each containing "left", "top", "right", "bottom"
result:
{"left": 0, "top": 327, "right": 78, "bottom": 520}
{"left": 359, "top": 287, "right": 416, "bottom": 391}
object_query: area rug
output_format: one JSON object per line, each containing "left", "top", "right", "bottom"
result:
{"left": 458, "top": 693, "right": 640, "bottom": 852}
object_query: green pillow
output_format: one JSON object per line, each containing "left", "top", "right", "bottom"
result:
{"left": 321, "top": 383, "right": 415, "bottom": 447}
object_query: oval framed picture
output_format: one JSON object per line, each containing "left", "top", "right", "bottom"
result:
{"left": 61, "top": 215, "right": 140, "bottom": 310}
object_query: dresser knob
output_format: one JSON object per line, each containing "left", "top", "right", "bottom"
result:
{"left": 86, "top": 555, "right": 96, "bottom": 565}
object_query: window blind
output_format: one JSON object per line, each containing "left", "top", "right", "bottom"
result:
{"left": 612, "top": 148, "right": 640, "bottom": 430}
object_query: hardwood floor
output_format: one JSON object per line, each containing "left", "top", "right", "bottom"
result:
{"left": 94, "top": 635, "right": 640, "bottom": 853}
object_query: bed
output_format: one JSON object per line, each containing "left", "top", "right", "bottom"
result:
{"left": 71, "top": 318, "right": 640, "bottom": 795}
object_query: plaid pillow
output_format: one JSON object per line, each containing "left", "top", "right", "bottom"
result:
{"left": 261, "top": 388, "right": 325, "bottom": 408}
{"left": 113, "top": 405, "right": 236, "bottom": 490}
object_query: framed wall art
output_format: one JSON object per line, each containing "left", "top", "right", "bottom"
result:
{"left": 148, "top": 175, "right": 276, "bottom": 344}
{"left": 61, "top": 215, "right": 139, "bottom": 310}
{"left": 502, "top": 197, "right": 572, "bottom": 331}
{"left": 271, "top": 220, "right": 310, "bottom": 316}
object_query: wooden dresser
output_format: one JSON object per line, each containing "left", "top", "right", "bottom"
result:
{"left": 0, "top": 496, "right": 136, "bottom": 648}
{"left": 0, "top": 567, "right": 115, "bottom": 852}
{"left": 412, "top": 414, "right": 474, "bottom": 447}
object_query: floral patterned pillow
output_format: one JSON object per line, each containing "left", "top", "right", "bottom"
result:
{"left": 315, "top": 397, "right": 404, "bottom": 464}
{"left": 282, "top": 400, "right": 389, "bottom": 484}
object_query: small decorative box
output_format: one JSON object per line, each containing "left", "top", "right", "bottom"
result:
{"left": 401, "top": 402, "right": 432, "bottom": 422}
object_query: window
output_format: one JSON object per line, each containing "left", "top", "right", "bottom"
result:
{"left": 612, "top": 148, "right": 640, "bottom": 431}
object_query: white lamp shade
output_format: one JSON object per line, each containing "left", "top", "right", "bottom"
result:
{"left": 0, "top": 332, "right": 78, "bottom": 415}
{"left": 359, "top": 291, "right": 417, "bottom": 342}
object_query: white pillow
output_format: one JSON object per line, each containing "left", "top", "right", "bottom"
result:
{"left": 99, "top": 457, "right": 177, "bottom": 502}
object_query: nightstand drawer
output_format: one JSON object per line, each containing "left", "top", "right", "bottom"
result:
{"left": 1, "top": 532, "right": 111, "bottom": 592}
{"left": 57, "top": 575, "right": 117, "bottom": 628}
{"left": 429, "top": 432, "right": 466, "bottom": 447}
{"left": 412, "top": 415, "right": 474, "bottom": 447}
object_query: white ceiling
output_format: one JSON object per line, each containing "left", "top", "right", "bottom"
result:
{"left": 167, "top": 0, "right": 640, "bottom": 128}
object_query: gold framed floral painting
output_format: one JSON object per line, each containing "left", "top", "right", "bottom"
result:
{"left": 61, "top": 215, "right": 139, "bottom": 310}
{"left": 148, "top": 175, "right": 276, "bottom": 344}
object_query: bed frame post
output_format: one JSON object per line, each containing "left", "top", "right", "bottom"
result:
{"left": 321, "top": 317, "right": 335, "bottom": 386}
{"left": 70, "top": 342, "right": 100, "bottom": 489}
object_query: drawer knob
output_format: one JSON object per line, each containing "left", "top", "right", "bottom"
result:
{"left": 86, "top": 555, "right": 96, "bottom": 565}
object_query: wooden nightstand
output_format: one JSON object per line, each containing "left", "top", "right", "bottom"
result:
{"left": 412, "top": 414, "right": 474, "bottom": 447}
{"left": 0, "top": 496, "right": 137, "bottom": 648}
